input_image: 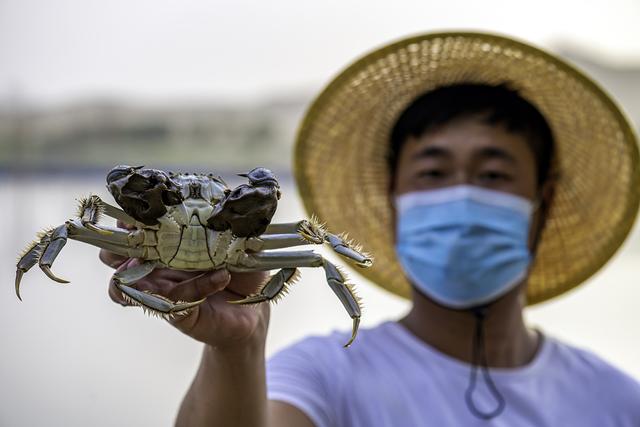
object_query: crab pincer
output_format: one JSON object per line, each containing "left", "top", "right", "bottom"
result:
{"left": 15, "top": 224, "right": 70, "bottom": 300}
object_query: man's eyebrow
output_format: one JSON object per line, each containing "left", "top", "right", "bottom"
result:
{"left": 414, "top": 146, "right": 517, "bottom": 163}
{"left": 415, "top": 146, "right": 452, "bottom": 159}
{"left": 476, "top": 146, "right": 517, "bottom": 164}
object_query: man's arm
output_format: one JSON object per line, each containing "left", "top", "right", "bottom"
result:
{"left": 100, "top": 249, "right": 314, "bottom": 427}
{"left": 176, "top": 344, "right": 315, "bottom": 427}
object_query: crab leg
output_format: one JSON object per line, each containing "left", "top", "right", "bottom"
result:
{"left": 78, "top": 195, "right": 111, "bottom": 235}
{"left": 15, "top": 223, "right": 90, "bottom": 299}
{"left": 257, "top": 234, "right": 308, "bottom": 250}
{"left": 113, "top": 261, "right": 205, "bottom": 316}
{"left": 61, "top": 220, "right": 153, "bottom": 260}
{"left": 112, "top": 260, "right": 158, "bottom": 285}
{"left": 228, "top": 268, "right": 300, "bottom": 304}
{"left": 262, "top": 220, "right": 372, "bottom": 267}
{"left": 77, "top": 195, "right": 141, "bottom": 233}
{"left": 16, "top": 219, "right": 187, "bottom": 316}
{"left": 322, "top": 260, "right": 362, "bottom": 347}
{"left": 15, "top": 224, "right": 71, "bottom": 300}
{"left": 118, "top": 285, "right": 205, "bottom": 317}
{"left": 15, "top": 239, "right": 50, "bottom": 300}
{"left": 263, "top": 221, "right": 306, "bottom": 235}
{"left": 264, "top": 220, "right": 323, "bottom": 244}
{"left": 38, "top": 225, "right": 70, "bottom": 284}
{"left": 229, "top": 250, "right": 362, "bottom": 347}
{"left": 323, "top": 233, "right": 372, "bottom": 267}
{"left": 228, "top": 250, "right": 323, "bottom": 271}
{"left": 67, "top": 219, "right": 131, "bottom": 246}
{"left": 15, "top": 220, "right": 151, "bottom": 300}
{"left": 98, "top": 200, "right": 138, "bottom": 226}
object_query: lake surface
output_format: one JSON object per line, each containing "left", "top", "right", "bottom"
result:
{"left": 1, "top": 176, "right": 639, "bottom": 426}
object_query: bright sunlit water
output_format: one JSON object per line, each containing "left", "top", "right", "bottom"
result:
{"left": 1, "top": 176, "right": 639, "bottom": 426}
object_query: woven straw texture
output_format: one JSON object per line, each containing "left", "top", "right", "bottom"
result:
{"left": 294, "top": 32, "right": 640, "bottom": 305}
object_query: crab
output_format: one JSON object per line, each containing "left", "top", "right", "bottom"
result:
{"left": 15, "top": 165, "right": 372, "bottom": 346}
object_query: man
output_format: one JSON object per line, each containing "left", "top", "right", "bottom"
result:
{"left": 101, "top": 32, "right": 640, "bottom": 426}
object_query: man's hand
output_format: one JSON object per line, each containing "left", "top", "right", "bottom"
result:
{"left": 100, "top": 223, "right": 315, "bottom": 427}
{"left": 99, "top": 226, "right": 270, "bottom": 349}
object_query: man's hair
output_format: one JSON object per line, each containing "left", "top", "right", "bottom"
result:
{"left": 388, "top": 83, "right": 555, "bottom": 188}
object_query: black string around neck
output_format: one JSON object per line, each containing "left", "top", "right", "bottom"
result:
{"left": 464, "top": 306, "right": 506, "bottom": 420}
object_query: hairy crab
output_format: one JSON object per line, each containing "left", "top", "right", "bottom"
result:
{"left": 15, "top": 165, "right": 372, "bottom": 346}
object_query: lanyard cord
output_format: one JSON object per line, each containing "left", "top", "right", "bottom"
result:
{"left": 464, "top": 306, "right": 506, "bottom": 420}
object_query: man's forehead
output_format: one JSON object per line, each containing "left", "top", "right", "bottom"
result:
{"left": 411, "top": 144, "right": 518, "bottom": 165}
{"left": 402, "top": 118, "right": 533, "bottom": 161}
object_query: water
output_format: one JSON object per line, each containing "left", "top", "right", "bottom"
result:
{"left": 1, "top": 177, "right": 639, "bottom": 426}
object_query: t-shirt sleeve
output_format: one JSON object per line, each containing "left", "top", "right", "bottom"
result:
{"left": 266, "top": 336, "right": 338, "bottom": 427}
{"left": 553, "top": 339, "right": 640, "bottom": 425}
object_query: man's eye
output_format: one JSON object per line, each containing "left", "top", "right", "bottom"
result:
{"left": 479, "top": 171, "right": 511, "bottom": 181}
{"left": 418, "top": 170, "right": 445, "bottom": 179}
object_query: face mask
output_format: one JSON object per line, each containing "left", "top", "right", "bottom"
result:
{"left": 395, "top": 185, "right": 534, "bottom": 309}
{"left": 396, "top": 185, "right": 536, "bottom": 419}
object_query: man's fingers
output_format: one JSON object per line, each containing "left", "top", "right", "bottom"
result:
{"left": 99, "top": 249, "right": 128, "bottom": 269}
{"left": 166, "top": 269, "right": 231, "bottom": 302}
{"left": 116, "top": 220, "right": 136, "bottom": 230}
{"left": 108, "top": 278, "right": 130, "bottom": 306}
{"left": 107, "top": 262, "right": 262, "bottom": 313}
{"left": 109, "top": 265, "right": 230, "bottom": 305}
{"left": 226, "top": 271, "right": 269, "bottom": 297}
{"left": 107, "top": 258, "right": 140, "bottom": 306}
{"left": 151, "top": 268, "right": 205, "bottom": 282}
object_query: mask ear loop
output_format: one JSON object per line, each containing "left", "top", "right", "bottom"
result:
{"left": 464, "top": 306, "right": 506, "bottom": 420}
{"left": 530, "top": 197, "right": 542, "bottom": 213}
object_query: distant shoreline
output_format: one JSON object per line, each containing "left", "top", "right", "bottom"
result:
{"left": 0, "top": 165, "right": 295, "bottom": 182}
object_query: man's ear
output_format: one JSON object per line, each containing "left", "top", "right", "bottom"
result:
{"left": 529, "top": 176, "right": 557, "bottom": 254}
{"left": 389, "top": 188, "right": 398, "bottom": 245}
{"left": 388, "top": 166, "right": 403, "bottom": 244}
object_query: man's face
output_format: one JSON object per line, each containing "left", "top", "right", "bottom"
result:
{"left": 392, "top": 114, "right": 542, "bottom": 249}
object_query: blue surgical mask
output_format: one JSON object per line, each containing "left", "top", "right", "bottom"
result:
{"left": 395, "top": 185, "right": 534, "bottom": 309}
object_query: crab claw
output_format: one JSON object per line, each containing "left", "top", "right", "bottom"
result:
{"left": 40, "top": 265, "right": 70, "bottom": 284}
{"left": 344, "top": 317, "right": 360, "bottom": 348}
{"left": 15, "top": 270, "right": 24, "bottom": 301}
{"left": 228, "top": 294, "right": 268, "bottom": 305}
{"left": 117, "top": 284, "right": 206, "bottom": 315}
{"left": 15, "top": 228, "right": 67, "bottom": 300}
{"left": 324, "top": 233, "right": 373, "bottom": 268}
{"left": 38, "top": 225, "right": 70, "bottom": 284}
{"left": 83, "top": 222, "right": 113, "bottom": 236}
{"left": 16, "top": 243, "right": 43, "bottom": 301}
{"left": 228, "top": 268, "right": 299, "bottom": 306}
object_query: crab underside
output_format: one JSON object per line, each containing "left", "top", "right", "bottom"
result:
{"left": 15, "top": 165, "right": 373, "bottom": 347}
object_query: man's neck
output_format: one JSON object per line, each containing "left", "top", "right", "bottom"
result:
{"left": 398, "top": 284, "right": 540, "bottom": 368}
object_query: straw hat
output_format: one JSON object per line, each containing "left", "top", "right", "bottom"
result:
{"left": 294, "top": 31, "right": 640, "bottom": 304}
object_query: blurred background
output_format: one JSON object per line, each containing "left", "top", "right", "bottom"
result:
{"left": 1, "top": 0, "right": 639, "bottom": 425}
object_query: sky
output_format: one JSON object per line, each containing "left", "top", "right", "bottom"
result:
{"left": 1, "top": 0, "right": 639, "bottom": 105}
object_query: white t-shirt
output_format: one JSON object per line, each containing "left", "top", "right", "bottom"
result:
{"left": 267, "top": 321, "right": 640, "bottom": 427}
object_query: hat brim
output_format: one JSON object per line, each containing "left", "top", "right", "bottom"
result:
{"left": 294, "top": 31, "right": 640, "bottom": 305}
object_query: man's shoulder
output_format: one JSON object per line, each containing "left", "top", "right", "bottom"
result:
{"left": 545, "top": 336, "right": 640, "bottom": 409}
{"left": 265, "top": 323, "right": 398, "bottom": 427}
{"left": 547, "top": 336, "right": 638, "bottom": 381}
